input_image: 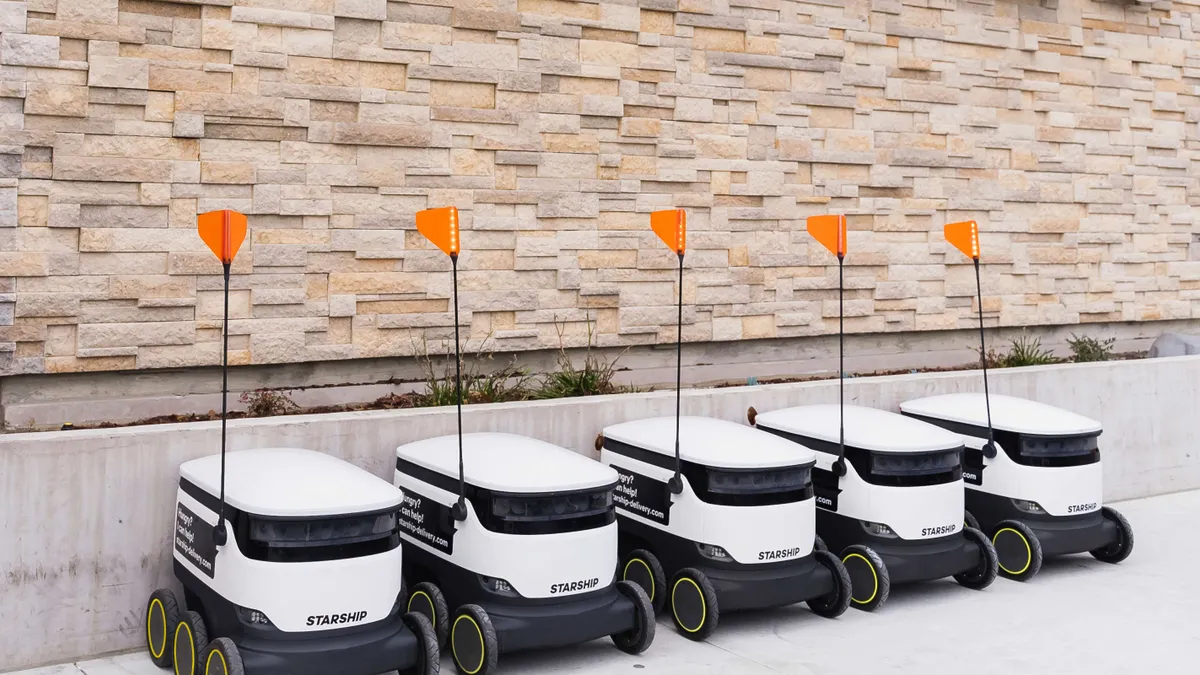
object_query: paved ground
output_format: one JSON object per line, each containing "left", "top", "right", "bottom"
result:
{"left": 16, "top": 490, "right": 1199, "bottom": 675}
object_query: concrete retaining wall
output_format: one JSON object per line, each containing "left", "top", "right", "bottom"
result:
{"left": 3, "top": 356, "right": 1199, "bottom": 671}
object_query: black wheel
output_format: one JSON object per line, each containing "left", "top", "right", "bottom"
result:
{"left": 450, "top": 604, "right": 497, "bottom": 675}
{"left": 401, "top": 611, "right": 441, "bottom": 675}
{"left": 807, "top": 550, "right": 852, "bottom": 619}
{"left": 407, "top": 581, "right": 450, "bottom": 650}
{"left": 1090, "top": 506, "right": 1134, "bottom": 564}
{"left": 954, "top": 527, "right": 999, "bottom": 590}
{"left": 965, "top": 510, "right": 980, "bottom": 532}
{"left": 173, "top": 610, "right": 208, "bottom": 675}
{"left": 992, "top": 520, "right": 1043, "bottom": 581}
{"left": 146, "top": 589, "right": 180, "bottom": 668}
{"left": 669, "top": 568, "right": 718, "bottom": 641}
{"left": 841, "top": 545, "right": 890, "bottom": 612}
{"left": 619, "top": 548, "right": 667, "bottom": 614}
{"left": 814, "top": 535, "right": 828, "bottom": 553}
{"left": 200, "top": 638, "right": 244, "bottom": 675}
{"left": 611, "top": 580, "right": 656, "bottom": 654}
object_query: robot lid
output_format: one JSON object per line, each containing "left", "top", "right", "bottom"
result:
{"left": 601, "top": 416, "right": 815, "bottom": 469}
{"left": 396, "top": 432, "right": 618, "bottom": 493}
{"left": 754, "top": 404, "right": 962, "bottom": 454}
{"left": 179, "top": 447, "right": 403, "bottom": 518}
{"left": 899, "top": 393, "right": 1102, "bottom": 437}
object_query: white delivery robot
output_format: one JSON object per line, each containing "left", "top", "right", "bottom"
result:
{"left": 599, "top": 416, "right": 853, "bottom": 640}
{"left": 145, "top": 448, "right": 438, "bottom": 675}
{"left": 750, "top": 405, "right": 998, "bottom": 610}
{"left": 394, "top": 433, "right": 654, "bottom": 675}
{"left": 900, "top": 394, "right": 1134, "bottom": 580}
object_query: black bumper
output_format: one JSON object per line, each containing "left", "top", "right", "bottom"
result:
{"left": 868, "top": 534, "right": 981, "bottom": 584}
{"left": 237, "top": 613, "right": 419, "bottom": 675}
{"left": 1023, "top": 511, "right": 1118, "bottom": 558}
{"left": 700, "top": 554, "right": 835, "bottom": 613}
{"left": 481, "top": 585, "right": 636, "bottom": 654}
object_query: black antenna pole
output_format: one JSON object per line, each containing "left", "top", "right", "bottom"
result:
{"left": 451, "top": 254, "right": 468, "bottom": 520}
{"left": 214, "top": 261, "right": 231, "bottom": 546}
{"left": 669, "top": 251, "right": 684, "bottom": 494}
{"left": 835, "top": 253, "right": 846, "bottom": 476}
{"left": 974, "top": 257, "right": 996, "bottom": 458}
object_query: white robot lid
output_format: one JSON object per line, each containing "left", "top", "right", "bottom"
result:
{"left": 754, "top": 404, "right": 963, "bottom": 454}
{"left": 396, "top": 433, "right": 618, "bottom": 493}
{"left": 601, "top": 416, "right": 816, "bottom": 469}
{"left": 899, "top": 393, "right": 1102, "bottom": 436}
{"left": 179, "top": 448, "right": 404, "bottom": 518}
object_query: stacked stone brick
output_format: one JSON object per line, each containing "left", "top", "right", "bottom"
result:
{"left": 0, "top": 0, "right": 1197, "bottom": 376}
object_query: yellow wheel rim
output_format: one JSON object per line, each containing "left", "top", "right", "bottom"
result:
{"left": 148, "top": 598, "right": 167, "bottom": 660}
{"left": 407, "top": 590, "right": 435, "bottom": 626}
{"left": 173, "top": 622, "right": 194, "bottom": 675}
{"left": 205, "top": 647, "right": 227, "bottom": 675}
{"left": 843, "top": 552, "right": 879, "bottom": 605}
{"left": 993, "top": 528, "right": 1032, "bottom": 575}
{"left": 451, "top": 615, "right": 486, "bottom": 675}
{"left": 622, "top": 558, "right": 655, "bottom": 602}
{"left": 671, "top": 577, "right": 706, "bottom": 633}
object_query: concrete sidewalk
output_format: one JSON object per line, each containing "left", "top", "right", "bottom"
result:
{"left": 13, "top": 489, "right": 1199, "bottom": 675}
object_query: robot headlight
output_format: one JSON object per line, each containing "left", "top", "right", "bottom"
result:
{"left": 695, "top": 542, "right": 733, "bottom": 561}
{"left": 860, "top": 520, "right": 899, "bottom": 539}
{"left": 705, "top": 465, "right": 812, "bottom": 495}
{"left": 490, "top": 489, "right": 613, "bottom": 522}
{"left": 870, "top": 450, "right": 959, "bottom": 476}
{"left": 1019, "top": 436, "right": 1097, "bottom": 458}
{"left": 1011, "top": 499, "right": 1046, "bottom": 514}
{"left": 236, "top": 606, "right": 274, "bottom": 627}
{"left": 478, "top": 575, "right": 521, "bottom": 597}
{"left": 249, "top": 511, "right": 398, "bottom": 546}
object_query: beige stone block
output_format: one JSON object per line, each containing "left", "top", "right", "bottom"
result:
{"left": 148, "top": 66, "right": 231, "bottom": 93}
{"left": 578, "top": 250, "right": 636, "bottom": 269}
{"left": 579, "top": 40, "right": 638, "bottom": 67}
{"left": 431, "top": 43, "right": 519, "bottom": 70}
{"left": 674, "top": 97, "right": 713, "bottom": 122}
{"left": 620, "top": 118, "right": 660, "bottom": 138}
{"left": 53, "top": 156, "right": 174, "bottom": 183}
{"left": 84, "top": 136, "right": 199, "bottom": 161}
{"left": 382, "top": 22, "right": 453, "bottom": 47}
{"left": 88, "top": 56, "right": 149, "bottom": 89}
{"left": 1, "top": 33, "right": 58, "bottom": 67}
{"left": 176, "top": 92, "right": 284, "bottom": 119}
{"left": 619, "top": 155, "right": 655, "bottom": 177}
{"left": 361, "top": 62, "right": 405, "bottom": 90}
{"left": 329, "top": 273, "right": 424, "bottom": 294}
{"left": 640, "top": 9, "right": 674, "bottom": 34}
{"left": 173, "top": 112, "right": 205, "bottom": 138}
{"left": 201, "top": 161, "right": 256, "bottom": 184}
{"left": 519, "top": 0, "right": 600, "bottom": 20}
{"left": 285, "top": 56, "right": 360, "bottom": 87}
{"left": 451, "top": 149, "right": 494, "bottom": 176}
{"left": 741, "top": 315, "right": 776, "bottom": 339}
{"left": 693, "top": 27, "right": 745, "bottom": 52}
{"left": 429, "top": 81, "right": 495, "bottom": 109}
{"left": 335, "top": 0, "right": 386, "bottom": 20}
{"left": 743, "top": 66, "right": 788, "bottom": 91}
{"left": 18, "top": 196, "right": 48, "bottom": 228}
{"left": 25, "top": 83, "right": 88, "bottom": 117}
{"left": 542, "top": 134, "right": 600, "bottom": 154}
{"left": 696, "top": 135, "right": 747, "bottom": 159}
{"left": 78, "top": 322, "right": 194, "bottom": 349}
{"left": 145, "top": 91, "right": 176, "bottom": 122}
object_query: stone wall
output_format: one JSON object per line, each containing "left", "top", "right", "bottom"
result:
{"left": 1, "top": 0, "right": 1198, "bottom": 377}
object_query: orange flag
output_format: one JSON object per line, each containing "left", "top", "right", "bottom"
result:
{"left": 806, "top": 214, "right": 846, "bottom": 258}
{"left": 945, "top": 220, "right": 980, "bottom": 260}
{"left": 416, "top": 206, "right": 460, "bottom": 256}
{"left": 651, "top": 209, "right": 686, "bottom": 255}
{"left": 197, "top": 210, "right": 247, "bottom": 264}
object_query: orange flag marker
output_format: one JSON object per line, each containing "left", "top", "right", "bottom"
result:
{"left": 945, "top": 220, "right": 980, "bottom": 260}
{"left": 416, "top": 206, "right": 460, "bottom": 257}
{"left": 650, "top": 208, "right": 686, "bottom": 255}
{"left": 806, "top": 214, "right": 846, "bottom": 258}
{"left": 197, "top": 210, "right": 247, "bottom": 265}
